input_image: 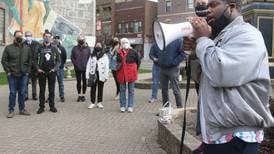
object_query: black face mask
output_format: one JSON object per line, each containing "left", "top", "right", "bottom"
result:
{"left": 112, "top": 41, "right": 119, "bottom": 47}
{"left": 78, "top": 40, "right": 85, "bottom": 45}
{"left": 195, "top": 4, "right": 208, "bottom": 17}
{"left": 16, "top": 37, "right": 23, "bottom": 43}
{"left": 94, "top": 47, "right": 102, "bottom": 52}
{"left": 208, "top": 7, "right": 231, "bottom": 38}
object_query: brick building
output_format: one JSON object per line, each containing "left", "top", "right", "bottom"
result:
{"left": 157, "top": 0, "right": 195, "bottom": 23}
{"left": 96, "top": 0, "right": 112, "bottom": 45}
{"left": 113, "top": 0, "right": 157, "bottom": 60}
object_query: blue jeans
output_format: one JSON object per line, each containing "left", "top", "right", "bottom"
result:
{"left": 120, "top": 82, "right": 135, "bottom": 108}
{"left": 151, "top": 63, "right": 160, "bottom": 99}
{"left": 8, "top": 74, "right": 28, "bottom": 112}
{"left": 57, "top": 68, "right": 64, "bottom": 97}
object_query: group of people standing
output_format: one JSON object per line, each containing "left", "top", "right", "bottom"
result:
{"left": 71, "top": 36, "right": 140, "bottom": 113}
{"left": 2, "top": 30, "right": 67, "bottom": 117}
{"left": 1, "top": 30, "right": 141, "bottom": 118}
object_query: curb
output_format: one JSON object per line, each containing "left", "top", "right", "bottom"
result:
{"left": 158, "top": 120, "right": 201, "bottom": 154}
{"left": 135, "top": 79, "right": 196, "bottom": 89}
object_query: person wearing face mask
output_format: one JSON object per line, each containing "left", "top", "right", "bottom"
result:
{"left": 23, "top": 31, "right": 40, "bottom": 101}
{"left": 183, "top": 0, "right": 274, "bottom": 153}
{"left": 71, "top": 35, "right": 91, "bottom": 102}
{"left": 85, "top": 42, "right": 109, "bottom": 109}
{"left": 116, "top": 38, "right": 141, "bottom": 113}
{"left": 108, "top": 37, "right": 121, "bottom": 100}
{"left": 35, "top": 30, "right": 61, "bottom": 114}
{"left": 1, "top": 30, "right": 32, "bottom": 118}
{"left": 52, "top": 35, "right": 67, "bottom": 102}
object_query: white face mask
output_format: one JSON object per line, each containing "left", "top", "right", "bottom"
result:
{"left": 122, "top": 43, "right": 130, "bottom": 49}
{"left": 25, "top": 36, "right": 32, "bottom": 43}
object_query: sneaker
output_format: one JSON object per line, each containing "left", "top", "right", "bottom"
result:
{"left": 148, "top": 98, "right": 156, "bottom": 103}
{"left": 19, "top": 110, "right": 31, "bottom": 116}
{"left": 60, "top": 97, "right": 65, "bottom": 102}
{"left": 77, "top": 96, "right": 81, "bottom": 102}
{"left": 88, "top": 103, "right": 96, "bottom": 109}
{"left": 128, "top": 107, "right": 133, "bottom": 113}
{"left": 120, "top": 107, "right": 126, "bottom": 112}
{"left": 37, "top": 108, "right": 45, "bottom": 114}
{"left": 32, "top": 97, "right": 38, "bottom": 100}
{"left": 7, "top": 111, "right": 15, "bottom": 118}
{"left": 81, "top": 96, "right": 86, "bottom": 102}
{"left": 25, "top": 97, "right": 29, "bottom": 101}
{"left": 50, "top": 107, "right": 57, "bottom": 113}
{"left": 97, "top": 102, "right": 104, "bottom": 109}
{"left": 114, "top": 95, "right": 119, "bottom": 100}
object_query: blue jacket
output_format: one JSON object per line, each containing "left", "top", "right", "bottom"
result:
{"left": 158, "top": 39, "right": 186, "bottom": 68}
{"left": 149, "top": 43, "right": 160, "bottom": 65}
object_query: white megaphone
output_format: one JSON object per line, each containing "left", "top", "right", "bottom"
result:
{"left": 153, "top": 21, "right": 193, "bottom": 50}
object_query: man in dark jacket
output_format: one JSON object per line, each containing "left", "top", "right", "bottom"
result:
{"left": 1, "top": 30, "right": 32, "bottom": 118}
{"left": 71, "top": 35, "right": 90, "bottom": 102}
{"left": 158, "top": 39, "right": 186, "bottom": 108}
{"left": 52, "top": 35, "right": 67, "bottom": 102}
{"left": 148, "top": 43, "right": 161, "bottom": 103}
{"left": 35, "top": 30, "right": 60, "bottom": 114}
{"left": 24, "top": 31, "right": 40, "bottom": 101}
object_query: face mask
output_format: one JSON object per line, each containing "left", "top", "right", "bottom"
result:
{"left": 44, "top": 38, "right": 51, "bottom": 43}
{"left": 16, "top": 37, "right": 23, "bottom": 43}
{"left": 195, "top": 4, "right": 208, "bottom": 17}
{"left": 78, "top": 40, "right": 85, "bottom": 45}
{"left": 25, "top": 36, "right": 32, "bottom": 43}
{"left": 208, "top": 6, "right": 231, "bottom": 38}
{"left": 94, "top": 47, "right": 102, "bottom": 52}
{"left": 122, "top": 43, "right": 130, "bottom": 49}
{"left": 112, "top": 41, "right": 119, "bottom": 46}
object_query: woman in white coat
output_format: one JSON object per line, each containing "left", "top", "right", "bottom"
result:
{"left": 86, "top": 42, "right": 109, "bottom": 109}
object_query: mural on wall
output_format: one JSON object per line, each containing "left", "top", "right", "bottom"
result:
{"left": 0, "top": 0, "right": 50, "bottom": 37}
{"left": 0, "top": 0, "right": 87, "bottom": 59}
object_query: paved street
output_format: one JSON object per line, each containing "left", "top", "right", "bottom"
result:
{"left": 0, "top": 72, "right": 198, "bottom": 154}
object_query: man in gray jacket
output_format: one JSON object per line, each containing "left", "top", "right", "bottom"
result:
{"left": 184, "top": 0, "right": 274, "bottom": 153}
{"left": 1, "top": 30, "right": 32, "bottom": 118}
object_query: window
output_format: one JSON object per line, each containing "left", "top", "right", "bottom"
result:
{"left": 118, "top": 24, "right": 122, "bottom": 33}
{"left": 118, "top": 21, "right": 142, "bottom": 34}
{"left": 138, "top": 21, "right": 142, "bottom": 32}
{"left": 165, "top": 0, "right": 172, "bottom": 12}
{"left": 258, "top": 17, "right": 273, "bottom": 57}
{"left": 187, "top": 0, "right": 194, "bottom": 9}
{"left": 118, "top": 23, "right": 127, "bottom": 34}
{"left": 130, "top": 21, "right": 142, "bottom": 33}
{"left": 0, "top": 8, "right": 5, "bottom": 45}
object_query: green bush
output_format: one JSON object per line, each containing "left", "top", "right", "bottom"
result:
{"left": 138, "top": 69, "right": 151, "bottom": 74}
{"left": 0, "top": 72, "right": 8, "bottom": 85}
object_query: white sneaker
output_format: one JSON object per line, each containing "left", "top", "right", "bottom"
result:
{"left": 120, "top": 107, "right": 126, "bottom": 112}
{"left": 128, "top": 107, "right": 133, "bottom": 113}
{"left": 88, "top": 103, "right": 96, "bottom": 109}
{"left": 114, "top": 95, "right": 119, "bottom": 100}
{"left": 148, "top": 98, "right": 156, "bottom": 103}
{"left": 97, "top": 102, "right": 104, "bottom": 109}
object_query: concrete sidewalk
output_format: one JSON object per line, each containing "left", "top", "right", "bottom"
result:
{"left": 0, "top": 72, "right": 198, "bottom": 154}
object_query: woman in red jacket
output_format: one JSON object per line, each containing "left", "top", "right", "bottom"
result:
{"left": 116, "top": 38, "right": 140, "bottom": 113}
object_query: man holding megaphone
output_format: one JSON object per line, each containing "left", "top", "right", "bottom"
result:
{"left": 183, "top": 0, "right": 274, "bottom": 153}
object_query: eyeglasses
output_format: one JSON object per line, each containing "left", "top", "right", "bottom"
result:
{"left": 25, "top": 35, "right": 31, "bottom": 37}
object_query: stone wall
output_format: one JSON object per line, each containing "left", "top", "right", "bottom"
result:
{"left": 49, "top": 0, "right": 95, "bottom": 36}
